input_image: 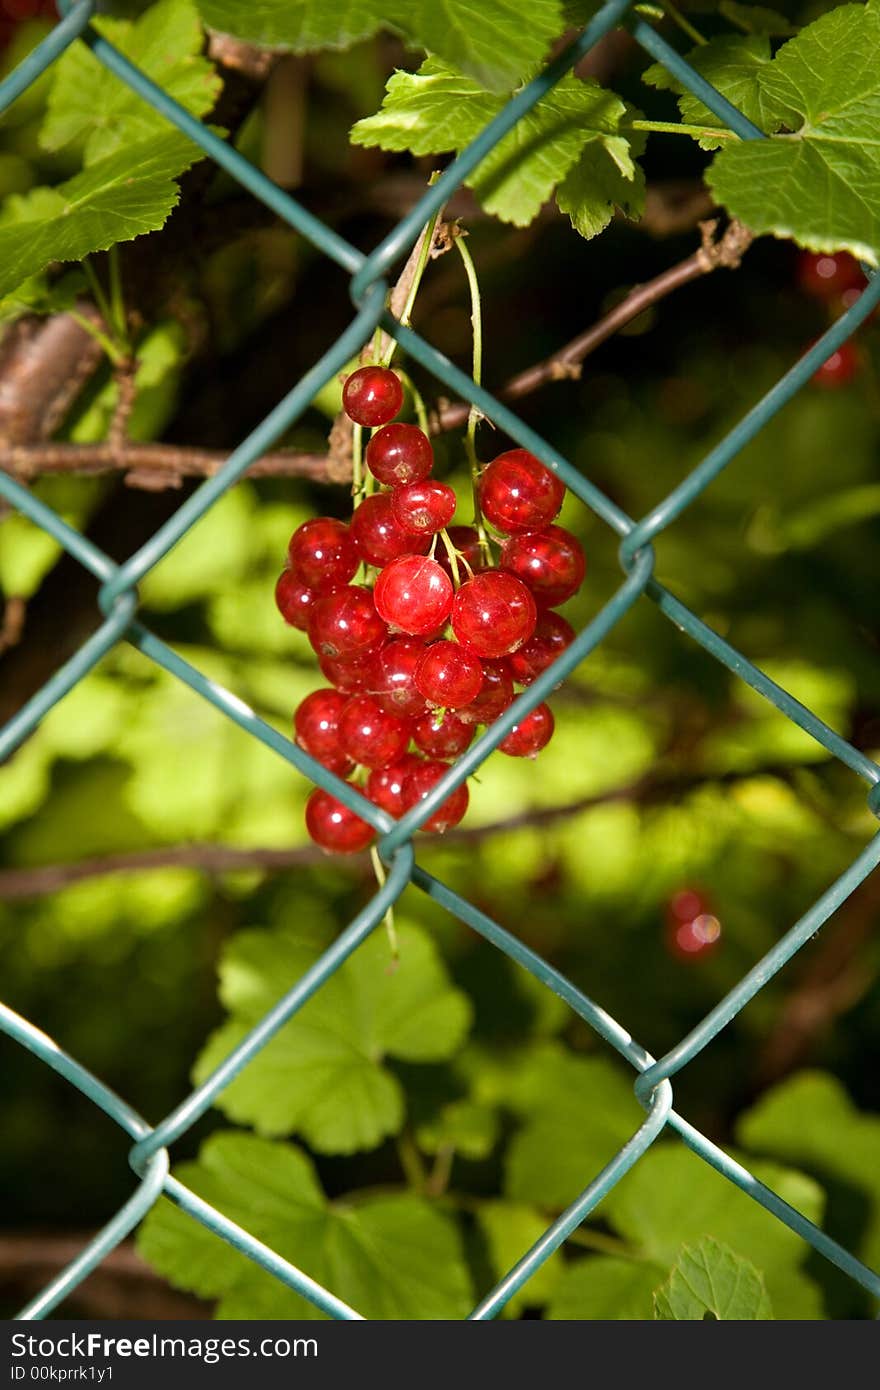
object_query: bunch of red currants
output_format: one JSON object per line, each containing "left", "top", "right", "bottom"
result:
{"left": 798, "top": 250, "right": 870, "bottom": 389}
{"left": 275, "top": 365, "right": 586, "bottom": 853}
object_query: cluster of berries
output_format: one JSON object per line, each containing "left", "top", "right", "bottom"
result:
{"left": 275, "top": 365, "right": 586, "bottom": 853}
{"left": 798, "top": 250, "right": 870, "bottom": 389}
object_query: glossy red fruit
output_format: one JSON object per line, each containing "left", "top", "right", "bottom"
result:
{"left": 342, "top": 366, "right": 404, "bottom": 427}
{"left": 451, "top": 570, "right": 537, "bottom": 658}
{"left": 319, "top": 646, "right": 383, "bottom": 694}
{"left": 373, "top": 637, "right": 430, "bottom": 718}
{"left": 338, "top": 694, "right": 411, "bottom": 770}
{"left": 508, "top": 611, "right": 576, "bottom": 684}
{"left": 500, "top": 525, "right": 585, "bottom": 608}
{"left": 435, "top": 525, "right": 486, "bottom": 583}
{"left": 366, "top": 422, "right": 434, "bottom": 486}
{"left": 664, "top": 888, "right": 721, "bottom": 961}
{"left": 305, "top": 786, "right": 375, "bottom": 854}
{"left": 404, "top": 759, "right": 469, "bottom": 832}
{"left": 293, "top": 688, "right": 353, "bottom": 776}
{"left": 415, "top": 639, "right": 483, "bottom": 709}
{"left": 367, "top": 754, "right": 424, "bottom": 818}
{"left": 797, "top": 250, "right": 866, "bottom": 300}
{"left": 374, "top": 555, "right": 453, "bottom": 637}
{"left": 478, "top": 449, "right": 565, "bottom": 535}
{"left": 275, "top": 569, "right": 318, "bottom": 631}
{"left": 499, "top": 702, "right": 555, "bottom": 758}
{"left": 412, "top": 708, "right": 474, "bottom": 758}
{"left": 308, "top": 585, "right": 386, "bottom": 658}
{"left": 811, "top": 338, "right": 860, "bottom": 388}
{"left": 287, "top": 518, "right": 358, "bottom": 592}
{"left": 391, "top": 481, "right": 457, "bottom": 535}
{"left": 458, "top": 660, "right": 515, "bottom": 725}
{"left": 350, "top": 493, "right": 431, "bottom": 568}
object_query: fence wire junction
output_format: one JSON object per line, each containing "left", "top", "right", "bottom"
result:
{"left": 1, "top": 0, "right": 880, "bottom": 1323}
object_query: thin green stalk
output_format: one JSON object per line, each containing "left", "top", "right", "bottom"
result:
{"left": 660, "top": 0, "right": 707, "bottom": 44}
{"left": 398, "top": 370, "right": 430, "bottom": 434}
{"left": 628, "top": 119, "right": 737, "bottom": 140}
{"left": 370, "top": 845, "right": 399, "bottom": 963}
{"left": 82, "top": 258, "right": 114, "bottom": 332}
{"left": 438, "top": 528, "right": 461, "bottom": 587}
{"left": 453, "top": 233, "right": 492, "bottom": 565}
{"left": 107, "top": 246, "right": 127, "bottom": 345}
{"left": 68, "top": 309, "right": 126, "bottom": 367}
{"left": 396, "top": 1131, "right": 427, "bottom": 1193}
{"left": 351, "top": 422, "right": 364, "bottom": 501}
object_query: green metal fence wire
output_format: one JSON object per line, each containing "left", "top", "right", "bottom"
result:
{"left": 1, "top": 0, "right": 879, "bottom": 1323}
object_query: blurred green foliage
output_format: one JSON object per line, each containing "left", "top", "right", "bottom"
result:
{"left": 1, "top": 0, "right": 879, "bottom": 1322}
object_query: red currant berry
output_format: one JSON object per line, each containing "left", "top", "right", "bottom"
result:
{"left": 500, "top": 525, "right": 585, "bottom": 608}
{"left": 366, "top": 422, "right": 434, "bottom": 486}
{"left": 498, "top": 702, "right": 555, "bottom": 758}
{"left": 305, "top": 786, "right": 375, "bottom": 854}
{"left": 451, "top": 570, "right": 536, "bottom": 658}
{"left": 391, "top": 481, "right": 457, "bottom": 536}
{"left": 415, "top": 640, "right": 483, "bottom": 709}
{"left": 373, "top": 555, "right": 453, "bottom": 637}
{"left": 478, "top": 449, "right": 565, "bottom": 535}
{"left": 367, "top": 753, "right": 423, "bottom": 819}
{"left": 293, "top": 688, "right": 353, "bottom": 776}
{"left": 797, "top": 250, "right": 866, "bottom": 300}
{"left": 342, "top": 366, "right": 404, "bottom": 427}
{"left": 412, "top": 708, "right": 474, "bottom": 758}
{"left": 373, "top": 637, "right": 430, "bottom": 718}
{"left": 811, "top": 338, "right": 860, "bottom": 389}
{"left": 287, "top": 518, "right": 358, "bottom": 592}
{"left": 664, "top": 888, "right": 721, "bottom": 961}
{"left": 318, "top": 646, "right": 383, "bottom": 694}
{"left": 338, "top": 694, "right": 411, "bottom": 770}
{"left": 434, "top": 525, "right": 486, "bottom": 583}
{"left": 404, "top": 759, "right": 469, "bottom": 832}
{"left": 275, "top": 569, "right": 318, "bottom": 631}
{"left": 308, "top": 585, "right": 386, "bottom": 658}
{"left": 458, "top": 659, "right": 515, "bottom": 725}
{"left": 350, "top": 493, "right": 430, "bottom": 569}
{"left": 508, "top": 611, "right": 576, "bottom": 684}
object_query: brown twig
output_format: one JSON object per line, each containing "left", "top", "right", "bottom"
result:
{"left": 0, "top": 757, "right": 814, "bottom": 901}
{"left": 433, "top": 218, "right": 754, "bottom": 430}
{"left": 1, "top": 221, "right": 753, "bottom": 486}
{"left": 0, "top": 1236, "right": 209, "bottom": 1320}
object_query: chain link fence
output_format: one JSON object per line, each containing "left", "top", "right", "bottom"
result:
{"left": 1, "top": 0, "right": 879, "bottom": 1322}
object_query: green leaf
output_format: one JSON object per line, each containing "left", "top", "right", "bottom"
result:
{"left": 707, "top": 0, "right": 880, "bottom": 263}
{"left": 737, "top": 1071, "right": 880, "bottom": 1270}
{"left": 499, "top": 1043, "right": 646, "bottom": 1208}
{"left": 0, "top": 131, "right": 205, "bottom": 301}
{"left": 557, "top": 118, "right": 645, "bottom": 237}
{"left": 546, "top": 1255, "right": 666, "bottom": 1319}
{"left": 643, "top": 36, "right": 772, "bottom": 149}
{"left": 475, "top": 1201, "right": 563, "bottom": 1317}
{"left": 416, "top": 1099, "right": 499, "bottom": 1161}
{"left": 194, "top": 920, "right": 472, "bottom": 1153}
{"left": 41, "top": 0, "right": 221, "bottom": 165}
{"left": 199, "top": 0, "right": 565, "bottom": 91}
{"left": 352, "top": 59, "right": 634, "bottom": 230}
{"left": 603, "top": 1143, "right": 825, "bottom": 1319}
{"left": 138, "top": 1132, "right": 472, "bottom": 1319}
{"left": 654, "top": 1238, "right": 773, "bottom": 1319}
{"left": 718, "top": 1, "right": 798, "bottom": 37}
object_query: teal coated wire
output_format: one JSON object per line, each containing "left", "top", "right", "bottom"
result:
{"left": 1, "top": 0, "right": 879, "bottom": 1323}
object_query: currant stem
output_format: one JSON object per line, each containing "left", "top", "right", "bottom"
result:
{"left": 628, "top": 119, "right": 737, "bottom": 140}
{"left": 453, "top": 232, "right": 492, "bottom": 566}
{"left": 370, "top": 845, "right": 400, "bottom": 963}
{"left": 351, "top": 422, "right": 364, "bottom": 501}
{"left": 659, "top": 0, "right": 707, "bottom": 44}
{"left": 438, "top": 527, "right": 461, "bottom": 587}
